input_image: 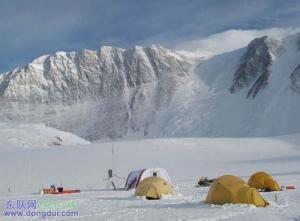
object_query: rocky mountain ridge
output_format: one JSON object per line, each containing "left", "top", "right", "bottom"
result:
{"left": 1, "top": 33, "right": 300, "bottom": 140}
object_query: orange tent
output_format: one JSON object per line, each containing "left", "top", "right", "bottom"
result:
{"left": 248, "top": 171, "right": 281, "bottom": 191}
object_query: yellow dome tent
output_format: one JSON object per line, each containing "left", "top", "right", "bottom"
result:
{"left": 206, "top": 175, "right": 268, "bottom": 207}
{"left": 135, "top": 176, "right": 174, "bottom": 200}
{"left": 248, "top": 171, "right": 281, "bottom": 191}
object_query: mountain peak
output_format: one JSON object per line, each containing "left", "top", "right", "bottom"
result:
{"left": 229, "top": 36, "right": 273, "bottom": 98}
{"left": 0, "top": 44, "right": 194, "bottom": 139}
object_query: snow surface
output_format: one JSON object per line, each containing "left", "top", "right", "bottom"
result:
{"left": 0, "top": 122, "right": 89, "bottom": 149}
{"left": 0, "top": 135, "right": 299, "bottom": 220}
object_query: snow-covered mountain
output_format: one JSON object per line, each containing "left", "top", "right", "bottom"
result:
{"left": 1, "top": 32, "right": 300, "bottom": 140}
{"left": 0, "top": 45, "right": 199, "bottom": 140}
{"left": 159, "top": 33, "right": 300, "bottom": 137}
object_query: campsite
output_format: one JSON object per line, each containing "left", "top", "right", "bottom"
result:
{"left": 1, "top": 1, "right": 300, "bottom": 220}
{"left": 0, "top": 135, "right": 299, "bottom": 220}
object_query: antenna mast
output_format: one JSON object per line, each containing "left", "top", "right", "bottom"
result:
{"left": 111, "top": 140, "right": 116, "bottom": 173}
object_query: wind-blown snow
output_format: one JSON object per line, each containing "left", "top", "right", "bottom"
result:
{"left": 176, "top": 28, "right": 300, "bottom": 57}
{"left": 0, "top": 135, "right": 299, "bottom": 220}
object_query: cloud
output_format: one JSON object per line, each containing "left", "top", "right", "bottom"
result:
{"left": 0, "top": 0, "right": 300, "bottom": 73}
{"left": 175, "top": 27, "right": 300, "bottom": 57}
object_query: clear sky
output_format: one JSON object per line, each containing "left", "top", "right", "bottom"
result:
{"left": 0, "top": 0, "right": 299, "bottom": 73}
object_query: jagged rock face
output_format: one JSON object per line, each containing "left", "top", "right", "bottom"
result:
{"left": 0, "top": 45, "right": 191, "bottom": 103}
{"left": 229, "top": 36, "right": 272, "bottom": 98}
{"left": 0, "top": 45, "right": 195, "bottom": 140}
{"left": 290, "top": 65, "right": 300, "bottom": 93}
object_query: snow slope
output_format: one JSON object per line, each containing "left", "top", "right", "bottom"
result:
{"left": 157, "top": 33, "right": 300, "bottom": 137}
{"left": 0, "top": 135, "right": 299, "bottom": 220}
{"left": 0, "top": 122, "right": 89, "bottom": 149}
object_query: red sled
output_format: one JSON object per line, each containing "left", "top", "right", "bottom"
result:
{"left": 286, "top": 186, "right": 296, "bottom": 190}
{"left": 42, "top": 187, "right": 80, "bottom": 195}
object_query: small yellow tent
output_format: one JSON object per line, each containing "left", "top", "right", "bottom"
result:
{"left": 135, "top": 176, "right": 174, "bottom": 200}
{"left": 248, "top": 171, "right": 281, "bottom": 191}
{"left": 206, "top": 175, "right": 268, "bottom": 207}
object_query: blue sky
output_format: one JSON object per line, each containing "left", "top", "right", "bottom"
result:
{"left": 0, "top": 0, "right": 299, "bottom": 73}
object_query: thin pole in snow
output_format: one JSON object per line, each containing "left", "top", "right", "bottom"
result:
{"left": 111, "top": 141, "right": 116, "bottom": 173}
{"left": 106, "top": 140, "right": 117, "bottom": 190}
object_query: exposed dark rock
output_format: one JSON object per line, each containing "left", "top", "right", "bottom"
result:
{"left": 290, "top": 64, "right": 300, "bottom": 93}
{"left": 230, "top": 36, "right": 272, "bottom": 98}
